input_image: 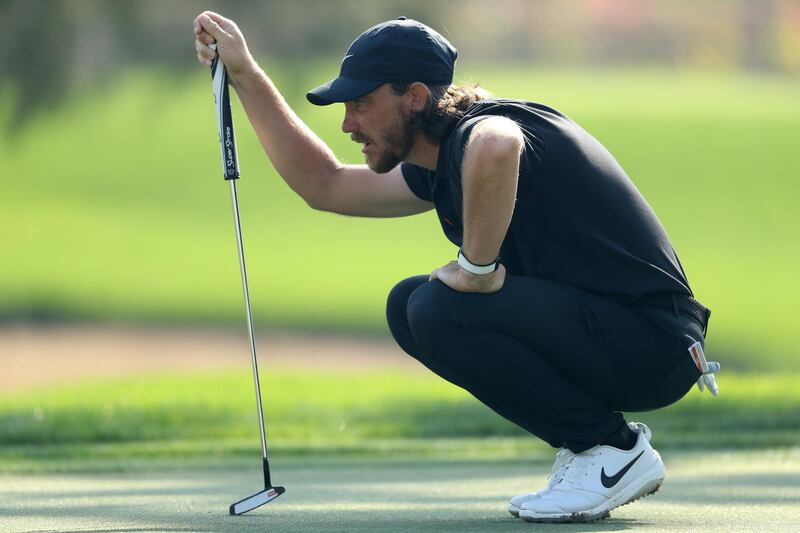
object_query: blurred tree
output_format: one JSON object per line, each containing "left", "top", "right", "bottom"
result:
{"left": 0, "top": 0, "right": 795, "bottom": 127}
{"left": 1, "top": 0, "right": 77, "bottom": 123}
{"left": 742, "top": 0, "right": 778, "bottom": 71}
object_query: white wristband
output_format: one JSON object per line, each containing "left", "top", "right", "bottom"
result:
{"left": 457, "top": 249, "right": 498, "bottom": 275}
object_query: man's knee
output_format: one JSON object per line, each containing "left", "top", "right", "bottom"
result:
{"left": 386, "top": 275, "right": 428, "bottom": 331}
{"left": 406, "top": 280, "right": 454, "bottom": 349}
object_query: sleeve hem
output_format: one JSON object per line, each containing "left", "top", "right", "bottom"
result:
{"left": 400, "top": 163, "right": 433, "bottom": 201}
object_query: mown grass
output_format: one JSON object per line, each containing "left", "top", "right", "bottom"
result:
{"left": 1, "top": 369, "right": 797, "bottom": 473}
{"left": 5, "top": 451, "right": 800, "bottom": 532}
{"left": 1, "top": 66, "right": 798, "bottom": 369}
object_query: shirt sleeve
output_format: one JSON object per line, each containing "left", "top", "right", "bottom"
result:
{"left": 447, "top": 116, "right": 493, "bottom": 165}
{"left": 400, "top": 162, "right": 434, "bottom": 201}
{"left": 451, "top": 108, "right": 543, "bottom": 172}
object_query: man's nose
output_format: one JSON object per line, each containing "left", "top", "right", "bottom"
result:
{"left": 341, "top": 110, "right": 358, "bottom": 134}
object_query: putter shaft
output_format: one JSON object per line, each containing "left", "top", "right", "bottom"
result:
{"left": 229, "top": 179, "right": 270, "bottom": 467}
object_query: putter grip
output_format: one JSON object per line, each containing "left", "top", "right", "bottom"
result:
{"left": 210, "top": 46, "right": 240, "bottom": 180}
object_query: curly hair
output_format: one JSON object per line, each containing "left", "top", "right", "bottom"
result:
{"left": 389, "top": 83, "right": 492, "bottom": 142}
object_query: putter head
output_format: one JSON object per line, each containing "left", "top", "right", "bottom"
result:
{"left": 229, "top": 485, "right": 286, "bottom": 515}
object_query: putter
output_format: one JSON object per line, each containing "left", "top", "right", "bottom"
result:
{"left": 210, "top": 46, "right": 286, "bottom": 515}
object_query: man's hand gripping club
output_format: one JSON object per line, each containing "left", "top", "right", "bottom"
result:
{"left": 194, "top": 11, "right": 257, "bottom": 81}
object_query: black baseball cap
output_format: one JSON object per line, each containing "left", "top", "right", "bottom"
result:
{"left": 306, "top": 17, "right": 458, "bottom": 106}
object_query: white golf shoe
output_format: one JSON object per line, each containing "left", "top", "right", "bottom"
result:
{"left": 518, "top": 423, "right": 664, "bottom": 523}
{"left": 508, "top": 422, "right": 652, "bottom": 517}
{"left": 508, "top": 448, "right": 575, "bottom": 517}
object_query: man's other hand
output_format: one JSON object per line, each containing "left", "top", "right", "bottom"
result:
{"left": 429, "top": 261, "right": 506, "bottom": 293}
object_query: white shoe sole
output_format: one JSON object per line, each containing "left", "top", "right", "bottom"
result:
{"left": 518, "top": 462, "right": 664, "bottom": 523}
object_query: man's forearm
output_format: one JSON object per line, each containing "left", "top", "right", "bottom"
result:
{"left": 230, "top": 64, "right": 340, "bottom": 206}
{"left": 461, "top": 120, "right": 523, "bottom": 265}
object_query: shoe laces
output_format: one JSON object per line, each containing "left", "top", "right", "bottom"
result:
{"left": 559, "top": 450, "right": 600, "bottom": 488}
{"left": 547, "top": 448, "right": 577, "bottom": 486}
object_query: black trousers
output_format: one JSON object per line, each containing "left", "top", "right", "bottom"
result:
{"left": 386, "top": 275, "right": 705, "bottom": 452}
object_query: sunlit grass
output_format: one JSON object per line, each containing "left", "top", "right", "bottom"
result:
{"left": 1, "top": 369, "right": 797, "bottom": 472}
{"left": 1, "top": 66, "right": 798, "bottom": 368}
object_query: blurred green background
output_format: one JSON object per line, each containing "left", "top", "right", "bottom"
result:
{"left": 1, "top": 0, "right": 799, "bottom": 468}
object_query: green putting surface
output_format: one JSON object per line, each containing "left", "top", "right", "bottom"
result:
{"left": 2, "top": 449, "right": 798, "bottom": 532}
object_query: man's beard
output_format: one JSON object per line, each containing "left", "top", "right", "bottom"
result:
{"left": 367, "top": 115, "right": 415, "bottom": 174}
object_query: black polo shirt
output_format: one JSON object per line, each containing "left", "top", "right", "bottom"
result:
{"left": 400, "top": 99, "right": 693, "bottom": 305}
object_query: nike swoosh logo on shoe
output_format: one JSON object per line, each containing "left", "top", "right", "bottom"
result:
{"left": 600, "top": 450, "right": 645, "bottom": 488}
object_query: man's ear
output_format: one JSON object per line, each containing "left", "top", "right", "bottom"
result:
{"left": 405, "top": 82, "right": 430, "bottom": 113}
